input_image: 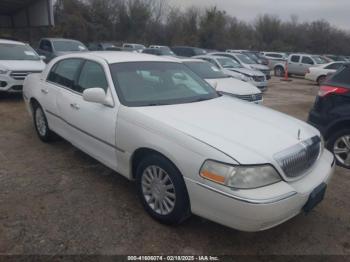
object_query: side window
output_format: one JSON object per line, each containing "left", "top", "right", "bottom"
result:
{"left": 290, "top": 55, "right": 300, "bottom": 63}
{"left": 77, "top": 61, "right": 108, "bottom": 93}
{"left": 326, "top": 63, "right": 343, "bottom": 70}
{"left": 40, "top": 40, "right": 52, "bottom": 52}
{"left": 330, "top": 67, "right": 350, "bottom": 84}
{"left": 47, "top": 59, "right": 83, "bottom": 89}
{"left": 302, "top": 56, "right": 314, "bottom": 65}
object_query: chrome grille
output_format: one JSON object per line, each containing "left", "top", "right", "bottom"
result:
{"left": 10, "top": 71, "right": 42, "bottom": 80}
{"left": 274, "top": 136, "right": 321, "bottom": 179}
{"left": 232, "top": 93, "right": 263, "bottom": 102}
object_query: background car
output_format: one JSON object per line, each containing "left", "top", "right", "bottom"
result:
{"left": 0, "top": 39, "right": 46, "bottom": 93}
{"left": 88, "top": 42, "right": 119, "bottom": 51}
{"left": 308, "top": 63, "right": 350, "bottom": 169}
{"left": 142, "top": 48, "right": 175, "bottom": 56}
{"left": 37, "top": 38, "right": 88, "bottom": 63}
{"left": 122, "top": 43, "right": 146, "bottom": 52}
{"left": 195, "top": 55, "right": 268, "bottom": 92}
{"left": 210, "top": 52, "right": 271, "bottom": 80}
{"left": 181, "top": 58, "right": 263, "bottom": 103}
{"left": 171, "top": 46, "right": 207, "bottom": 57}
{"left": 228, "top": 50, "right": 269, "bottom": 66}
{"left": 273, "top": 54, "right": 327, "bottom": 77}
{"left": 305, "top": 62, "right": 344, "bottom": 85}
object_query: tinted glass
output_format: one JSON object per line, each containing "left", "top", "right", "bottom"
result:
{"left": 52, "top": 40, "right": 87, "bottom": 52}
{"left": 184, "top": 61, "right": 228, "bottom": 79}
{"left": 110, "top": 62, "right": 218, "bottom": 106}
{"left": 236, "top": 54, "right": 255, "bottom": 64}
{"left": 329, "top": 67, "right": 350, "bottom": 86}
{"left": 291, "top": 55, "right": 300, "bottom": 63}
{"left": 325, "top": 63, "right": 343, "bottom": 70}
{"left": 77, "top": 61, "right": 108, "bottom": 93}
{"left": 302, "top": 56, "right": 314, "bottom": 65}
{"left": 217, "top": 57, "right": 242, "bottom": 68}
{"left": 48, "top": 59, "right": 83, "bottom": 89}
{"left": 0, "top": 44, "right": 40, "bottom": 61}
{"left": 39, "top": 40, "right": 52, "bottom": 52}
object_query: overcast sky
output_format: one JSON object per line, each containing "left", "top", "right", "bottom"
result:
{"left": 167, "top": 0, "right": 349, "bottom": 30}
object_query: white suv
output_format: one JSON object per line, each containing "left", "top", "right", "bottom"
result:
{"left": 0, "top": 39, "right": 46, "bottom": 93}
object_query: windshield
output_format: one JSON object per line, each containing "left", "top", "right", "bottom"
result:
{"left": 236, "top": 54, "right": 256, "bottom": 64}
{"left": 217, "top": 57, "right": 242, "bottom": 69}
{"left": 184, "top": 61, "right": 228, "bottom": 79}
{"left": 52, "top": 40, "right": 87, "bottom": 52}
{"left": 0, "top": 44, "right": 40, "bottom": 61}
{"left": 110, "top": 62, "right": 218, "bottom": 107}
{"left": 312, "top": 55, "right": 327, "bottom": 64}
{"left": 160, "top": 49, "right": 175, "bottom": 56}
{"left": 244, "top": 53, "right": 259, "bottom": 62}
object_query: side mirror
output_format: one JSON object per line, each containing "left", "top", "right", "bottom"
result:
{"left": 40, "top": 55, "right": 46, "bottom": 61}
{"left": 83, "top": 88, "right": 113, "bottom": 106}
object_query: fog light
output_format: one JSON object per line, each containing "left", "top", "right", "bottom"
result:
{"left": 0, "top": 81, "right": 7, "bottom": 87}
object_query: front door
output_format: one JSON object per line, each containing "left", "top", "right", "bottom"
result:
{"left": 59, "top": 59, "right": 118, "bottom": 170}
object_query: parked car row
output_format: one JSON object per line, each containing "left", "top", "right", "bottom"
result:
{"left": 22, "top": 51, "right": 335, "bottom": 232}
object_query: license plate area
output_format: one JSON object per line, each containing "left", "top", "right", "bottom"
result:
{"left": 303, "top": 183, "right": 327, "bottom": 213}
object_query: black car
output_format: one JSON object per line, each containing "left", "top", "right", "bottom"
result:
{"left": 171, "top": 46, "right": 207, "bottom": 57}
{"left": 308, "top": 63, "right": 350, "bottom": 169}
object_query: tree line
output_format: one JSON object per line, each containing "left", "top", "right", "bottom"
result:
{"left": 6, "top": 0, "right": 350, "bottom": 55}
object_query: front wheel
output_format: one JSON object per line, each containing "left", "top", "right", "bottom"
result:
{"left": 327, "top": 129, "right": 350, "bottom": 169}
{"left": 136, "top": 154, "right": 191, "bottom": 225}
{"left": 33, "top": 104, "right": 54, "bottom": 142}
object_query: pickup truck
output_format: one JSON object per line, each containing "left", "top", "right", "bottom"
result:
{"left": 273, "top": 54, "right": 327, "bottom": 77}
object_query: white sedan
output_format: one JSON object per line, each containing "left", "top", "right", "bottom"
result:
{"left": 23, "top": 52, "right": 335, "bottom": 232}
{"left": 305, "top": 62, "right": 344, "bottom": 85}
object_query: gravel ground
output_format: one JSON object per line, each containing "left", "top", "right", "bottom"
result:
{"left": 0, "top": 77, "right": 349, "bottom": 255}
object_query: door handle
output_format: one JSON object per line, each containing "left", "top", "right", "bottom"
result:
{"left": 41, "top": 89, "right": 48, "bottom": 94}
{"left": 70, "top": 103, "right": 80, "bottom": 110}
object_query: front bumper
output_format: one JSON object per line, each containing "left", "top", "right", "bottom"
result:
{"left": 249, "top": 80, "right": 268, "bottom": 91}
{"left": 0, "top": 74, "right": 24, "bottom": 93}
{"left": 185, "top": 150, "right": 335, "bottom": 232}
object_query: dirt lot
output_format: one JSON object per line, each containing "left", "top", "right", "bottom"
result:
{"left": 0, "top": 77, "right": 349, "bottom": 255}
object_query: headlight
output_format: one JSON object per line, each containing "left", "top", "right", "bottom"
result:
{"left": 200, "top": 160, "right": 281, "bottom": 189}
{"left": 0, "top": 69, "right": 8, "bottom": 74}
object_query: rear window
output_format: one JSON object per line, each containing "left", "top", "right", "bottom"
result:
{"left": 328, "top": 66, "right": 350, "bottom": 87}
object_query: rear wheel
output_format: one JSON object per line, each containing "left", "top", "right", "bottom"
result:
{"left": 327, "top": 129, "right": 350, "bottom": 169}
{"left": 274, "top": 66, "right": 285, "bottom": 77}
{"left": 32, "top": 103, "right": 54, "bottom": 142}
{"left": 136, "top": 154, "right": 191, "bottom": 225}
{"left": 317, "top": 75, "right": 326, "bottom": 86}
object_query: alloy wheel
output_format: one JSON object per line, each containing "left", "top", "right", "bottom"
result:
{"left": 35, "top": 107, "right": 47, "bottom": 137}
{"left": 334, "top": 135, "right": 350, "bottom": 167}
{"left": 141, "top": 165, "right": 176, "bottom": 215}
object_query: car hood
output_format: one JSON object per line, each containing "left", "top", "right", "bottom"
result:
{"left": 0, "top": 60, "right": 46, "bottom": 71}
{"left": 224, "top": 67, "right": 264, "bottom": 77}
{"left": 133, "top": 96, "right": 319, "bottom": 164}
{"left": 205, "top": 78, "right": 260, "bottom": 95}
{"left": 249, "top": 64, "right": 270, "bottom": 71}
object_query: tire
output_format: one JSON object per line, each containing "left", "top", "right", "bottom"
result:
{"left": 317, "top": 75, "right": 326, "bottom": 86}
{"left": 32, "top": 103, "right": 54, "bottom": 142}
{"left": 274, "top": 66, "right": 285, "bottom": 77}
{"left": 136, "top": 154, "right": 191, "bottom": 225}
{"left": 327, "top": 129, "right": 350, "bottom": 169}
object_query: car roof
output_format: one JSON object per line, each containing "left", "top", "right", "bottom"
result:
{"left": 0, "top": 39, "right": 26, "bottom": 45}
{"left": 41, "top": 38, "right": 81, "bottom": 41}
{"left": 61, "top": 51, "right": 182, "bottom": 64}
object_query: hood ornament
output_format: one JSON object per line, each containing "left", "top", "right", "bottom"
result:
{"left": 297, "top": 129, "right": 301, "bottom": 141}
